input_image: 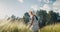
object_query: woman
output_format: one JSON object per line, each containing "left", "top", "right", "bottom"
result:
{"left": 28, "top": 11, "right": 39, "bottom": 32}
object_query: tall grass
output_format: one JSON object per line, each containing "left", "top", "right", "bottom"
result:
{"left": 0, "top": 20, "right": 32, "bottom": 32}
{"left": 0, "top": 20, "right": 60, "bottom": 32}
{"left": 40, "top": 23, "right": 60, "bottom": 32}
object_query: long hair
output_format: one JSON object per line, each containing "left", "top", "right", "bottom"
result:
{"left": 29, "top": 11, "right": 35, "bottom": 16}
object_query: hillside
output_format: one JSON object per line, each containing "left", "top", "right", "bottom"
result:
{"left": 40, "top": 23, "right": 60, "bottom": 32}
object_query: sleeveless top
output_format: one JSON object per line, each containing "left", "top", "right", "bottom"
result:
{"left": 30, "top": 16, "right": 39, "bottom": 31}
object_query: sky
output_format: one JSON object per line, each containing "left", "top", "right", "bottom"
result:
{"left": 0, "top": 0, "right": 60, "bottom": 19}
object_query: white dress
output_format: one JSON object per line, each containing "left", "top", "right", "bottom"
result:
{"left": 29, "top": 16, "right": 39, "bottom": 32}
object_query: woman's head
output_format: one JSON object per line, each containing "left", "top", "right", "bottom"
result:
{"left": 29, "top": 10, "right": 35, "bottom": 16}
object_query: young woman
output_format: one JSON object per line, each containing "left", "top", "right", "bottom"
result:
{"left": 28, "top": 11, "right": 39, "bottom": 32}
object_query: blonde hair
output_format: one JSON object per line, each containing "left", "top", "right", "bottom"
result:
{"left": 29, "top": 10, "right": 35, "bottom": 16}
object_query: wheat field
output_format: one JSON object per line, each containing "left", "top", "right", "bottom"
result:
{"left": 0, "top": 19, "right": 33, "bottom": 32}
{"left": 40, "top": 23, "right": 60, "bottom": 32}
{"left": 0, "top": 19, "right": 60, "bottom": 32}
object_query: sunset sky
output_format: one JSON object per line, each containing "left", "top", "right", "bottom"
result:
{"left": 0, "top": 0, "right": 60, "bottom": 19}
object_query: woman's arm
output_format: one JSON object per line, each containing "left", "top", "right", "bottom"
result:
{"left": 29, "top": 16, "right": 34, "bottom": 28}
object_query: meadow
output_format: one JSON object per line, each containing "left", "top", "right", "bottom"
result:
{"left": 0, "top": 19, "right": 60, "bottom": 32}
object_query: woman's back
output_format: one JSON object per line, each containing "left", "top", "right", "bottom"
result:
{"left": 30, "top": 16, "right": 39, "bottom": 32}
{"left": 33, "top": 16, "right": 38, "bottom": 25}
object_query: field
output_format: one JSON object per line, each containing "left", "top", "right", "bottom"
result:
{"left": 0, "top": 19, "right": 60, "bottom": 32}
{"left": 40, "top": 23, "right": 60, "bottom": 32}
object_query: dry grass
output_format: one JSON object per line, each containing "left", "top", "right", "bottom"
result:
{"left": 0, "top": 19, "right": 60, "bottom": 32}
{"left": 0, "top": 20, "right": 32, "bottom": 32}
{"left": 40, "top": 23, "right": 60, "bottom": 32}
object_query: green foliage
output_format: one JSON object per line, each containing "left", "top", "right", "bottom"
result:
{"left": 7, "top": 15, "right": 21, "bottom": 22}
{"left": 36, "top": 10, "right": 59, "bottom": 28}
{"left": 47, "top": 10, "right": 59, "bottom": 24}
{"left": 36, "top": 10, "right": 47, "bottom": 28}
{"left": 23, "top": 12, "right": 30, "bottom": 24}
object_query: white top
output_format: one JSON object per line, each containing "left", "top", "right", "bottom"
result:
{"left": 29, "top": 16, "right": 39, "bottom": 31}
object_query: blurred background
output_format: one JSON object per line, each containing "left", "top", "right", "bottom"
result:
{"left": 0, "top": 0, "right": 60, "bottom": 32}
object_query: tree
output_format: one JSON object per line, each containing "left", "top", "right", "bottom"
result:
{"left": 16, "top": 17, "right": 20, "bottom": 21}
{"left": 10, "top": 15, "right": 16, "bottom": 21}
{"left": 36, "top": 10, "right": 47, "bottom": 28}
{"left": 47, "top": 10, "right": 59, "bottom": 24}
{"left": 23, "top": 12, "right": 30, "bottom": 24}
{"left": 7, "top": 14, "right": 16, "bottom": 22}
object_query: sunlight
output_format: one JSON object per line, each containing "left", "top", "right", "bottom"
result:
{"left": 18, "top": 0, "right": 24, "bottom": 3}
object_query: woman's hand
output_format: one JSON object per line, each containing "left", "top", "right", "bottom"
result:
{"left": 28, "top": 16, "right": 34, "bottom": 28}
{"left": 28, "top": 24, "right": 31, "bottom": 28}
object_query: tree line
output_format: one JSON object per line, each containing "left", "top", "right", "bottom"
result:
{"left": 7, "top": 9, "right": 60, "bottom": 28}
{"left": 23, "top": 10, "right": 60, "bottom": 28}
